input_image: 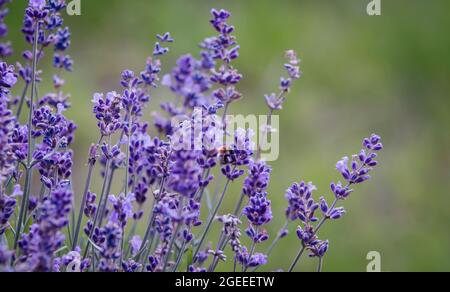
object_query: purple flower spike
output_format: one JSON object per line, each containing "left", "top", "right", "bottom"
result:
{"left": 243, "top": 161, "right": 272, "bottom": 198}
{"left": 92, "top": 92, "right": 122, "bottom": 136}
{"left": 108, "top": 193, "right": 135, "bottom": 228}
{"left": 243, "top": 193, "right": 273, "bottom": 226}
{"left": 285, "top": 181, "right": 319, "bottom": 222}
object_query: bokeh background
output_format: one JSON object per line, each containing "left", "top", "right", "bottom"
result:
{"left": 4, "top": 0, "right": 450, "bottom": 272}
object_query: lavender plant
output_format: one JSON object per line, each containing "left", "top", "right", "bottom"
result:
{"left": 0, "top": 1, "right": 383, "bottom": 273}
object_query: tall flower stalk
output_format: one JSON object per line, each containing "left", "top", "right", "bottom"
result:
{"left": 13, "top": 5, "right": 40, "bottom": 252}
{"left": 288, "top": 134, "right": 383, "bottom": 272}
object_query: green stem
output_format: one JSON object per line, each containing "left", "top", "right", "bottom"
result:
{"left": 288, "top": 245, "right": 306, "bottom": 272}
{"left": 13, "top": 23, "right": 39, "bottom": 252}
{"left": 163, "top": 197, "right": 185, "bottom": 272}
{"left": 208, "top": 234, "right": 225, "bottom": 272}
{"left": 251, "top": 220, "right": 290, "bottom": 272}
{"left": 99, "top": 168, "right": 115, "bottom": 226}
{"left": 13, "top": 166, "right": 31, "bottom": 251}
{"left": 244, "top": 227, "right": 258, "bottom": 272}
{"left": 72, "top": 161, "right": 95, "bottom": 250}
{"left": 317, "top": 257, "right": 324, "bottom": 273}
{"left": 137, "top": 178, "right": 164, "bottom": 262}
{"left": 119, "top": 227, "right": 125, "bottom": 270}
{"left": 193, "top": 175, "right": 233, "bottom": 260}
{"left": 16, "top": 83, "right": 30, "bottom": 120}
{"left": 172, "top": 239, "right": 187, "bottom": 272}
{"left": 233, "top": 193, "right": 245, "bottom": 216}
{"left": 82, "top": 154, "right": 112, "bottom": 259}
{"left": 267, "top": 220, "right": 289, "bottom": 256}
{"left": 287, "top": 199, "right": 338, "bottom": 272}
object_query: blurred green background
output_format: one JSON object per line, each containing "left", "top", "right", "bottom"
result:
{"left": 4, "top": 0, "right": 450, "bottom": 272}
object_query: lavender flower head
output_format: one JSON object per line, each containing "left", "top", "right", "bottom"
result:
{"left": 92, "top": 92, "right": 122, "bottom": 136}
{"left": 332, "top": 134, "right": 383, "bottom": 199}
{"left": 243, "top": 161, "right": 272, "bottom": 198}
{"left": 243, "top": 194, "right": 273, "bottom": 227}
{"left": 108, "top": 193, "right": 135, "bottom": 228}
{"left": 285, "top": 181, "right": 319, "bottom": 222}
{"left": 265, "top": 50, "right": 302, "bottom": 111}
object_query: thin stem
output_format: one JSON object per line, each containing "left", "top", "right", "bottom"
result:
{"left": 287, "top": 199, "right": 339, "bottom": 272}
{"left": 317, "top": 257, "right": 324, "bottom": 273}
{"left": 13, "top": 166, "right": 31, "bottom": 251}
{"left": 137, "top": 178, "right": 165, "bottom": 266}
{"left": 66, "top": 223, "right": 73, "bottom": 249}
{"left": 233, "top": 193, "right": 245, "bottom": 216}
{"left": 137, "top": 209, "right": 155, "bottom": 261}
{"left": 124, "top": 115, "right": 132, "bottom": 198}
{"left": 13, "top": 23, "right": 39, "bottom": 252}
{"left": 99, "top": 168, "right": 115, "bottom": 226}
{"left": 16, "top": 83, "right": 29, "bottom": 120}
{"left": 118, "top": 115, "right": 133, "bottom": 268}
{"left": 208, "top": 232, "right": 227, "bottom": 272}
{"left": 172, "top": 239, "right": 187, "bottom": 272}
{"left": 72, "top": 136, "right": 103, "bottom": 250}
{"left": 95, "top": 163, "right": 111, "bottom": 226}
{"left": 98, "top": 164, "right": 115, "bottom": 226}
{"left": 314, "top": 199, "right": 338, "bottom": 235}
{"left": 119, "top": 226, "right": 125, "bottom": 270}
{"left": 138, "top": 174, "right": 170, "bottom": 272}
{"left": 27, "top": 26, "right": 39, "bottom": 166}
{"left": 210, "top": 185, "right": 249, "bottom": 271}
{"left": 266, "top": 220, "right": 289, "bottom": 256}
{"left": 288, "top": 245, "right": 306, "bottom": 272}
{"left": 244, "top": 228, "right": 258, "bottom": 272}
{"left": 193, "top": 175, "right": 233, "bottom": 260}
{"left": 72, "top": 161, "right": 95, "bottom": 250}
{"left": 163, "top": 197, "right": 185, "bottom": 272}
{"left": 251, "top": 220, "right": 290, "bottom": 272}
{"left": 124, "top": 212, "right": 140, "bottom": 258}
{"left": 83, "top": 152, "right": 112, "bottom": 259}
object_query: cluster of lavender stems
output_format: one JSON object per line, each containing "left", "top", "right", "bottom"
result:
{"left": 0, "top": 1, "right": 384, "bottom": 273}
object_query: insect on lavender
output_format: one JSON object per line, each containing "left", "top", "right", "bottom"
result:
{"left": 0, "top": 1, "right": 384, "bottom": 273}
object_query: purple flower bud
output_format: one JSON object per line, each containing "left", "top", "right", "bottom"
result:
{"left": 320, "top": 197, "right": 329, "bottom": 214}
{"left": 329, "top": 207, "right": 346, "bottom": 220}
